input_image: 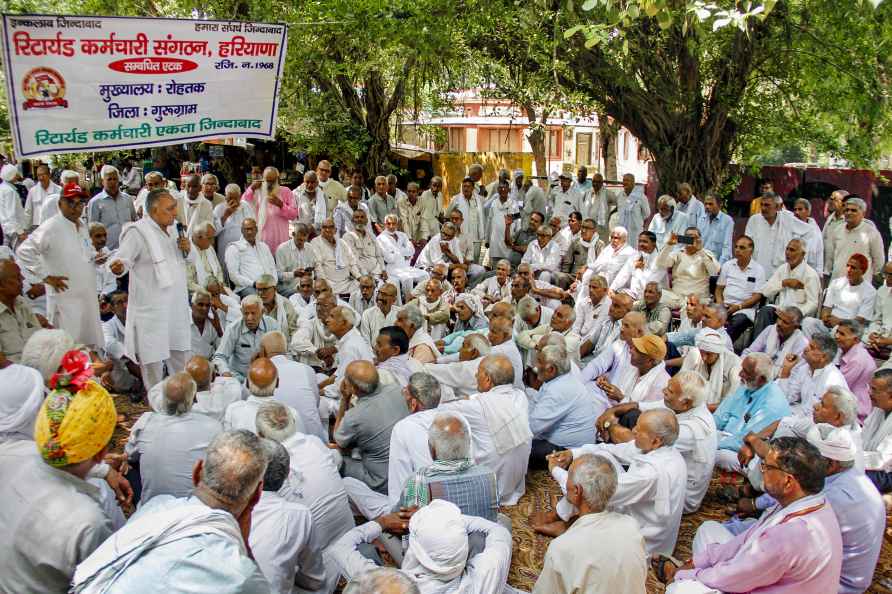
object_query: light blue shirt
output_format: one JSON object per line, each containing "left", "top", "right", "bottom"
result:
{"left": 530, "top": 371, "right": 598, "bottom": 447}
{"left": 87, "top": 190, "right": 136, "bottom": 250}
{"left": 825, "top": 468, "right": 885, "bottom": 594}
{"left": 751, "top": 467, "right": 885, "bottom": 594}
{"left": 103, "top": 495, "right": 270, "bottom": 593}
{"left": 713, "top": 381, "right": 791, "bottom": 451}
{"left": 212, "top": 315, "right": 280, "bottom": 381}
{"left": 697, "top": 210, "right": 734, "bottom": 264}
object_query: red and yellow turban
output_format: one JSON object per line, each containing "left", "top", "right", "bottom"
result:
{"left": 33, "top": 350, "right": 116, "bottom": 467}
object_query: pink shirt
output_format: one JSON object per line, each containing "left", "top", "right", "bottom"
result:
{"left": 676, "top": 499, "right": 842, "bottom": 594}
{"left": 242, "top": 186, "right": 298, "bottom": 252}
{"left": 839, "top": 342, "right": 876, "bottom": 421}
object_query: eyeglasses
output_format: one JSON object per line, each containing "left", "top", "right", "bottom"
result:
{"left": 760, "top": 461, "right": 789, "bottom": 475}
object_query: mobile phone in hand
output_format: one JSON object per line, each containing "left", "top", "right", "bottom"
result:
{"left": 676, "top": 235, "right": 694, "bottom": 245}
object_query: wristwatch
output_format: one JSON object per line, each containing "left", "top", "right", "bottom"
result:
{"left": 603, "top": 421, "right": 612, "bottom": 431}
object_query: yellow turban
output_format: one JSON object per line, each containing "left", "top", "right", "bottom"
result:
{"left": 34, "top": 380, "right": 116, "bottom": 467}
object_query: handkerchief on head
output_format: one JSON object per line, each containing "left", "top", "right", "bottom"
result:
{"left": 1, "top": 164, "right": 17, "bottom": 182}
{"left": 406, "top": 500, "right": 469, "bottom": 581}
{"left": 807, "top": 422, "right": 856, "bottom": 462}
{"left": 695, "top": 328, "right": 726, "bottom": 353}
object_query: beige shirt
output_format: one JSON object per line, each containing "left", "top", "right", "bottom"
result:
{"left": 759, "top": 260, "right": 821, "bottom": 317}
{"left": 342, "top": 230, "right": 384, "bottom": 277}
{"left": 868, "top": 285, "right": 892, "bottom": 338}
{"left": 656, "top": 244, "right": 720, "bottom": 304}
{"left": 532, "top": 511, "right": 647, "bottom": 594}
{"left": 0, "top": 296, "right": 41, "bottom": 362}
{"left": 826, "top": 219, "right": 885, "bottom": 280}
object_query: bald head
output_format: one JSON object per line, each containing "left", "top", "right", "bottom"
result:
{"left": 624, "top": 311, "right": 646, "bottom": 331}
{"left": 185, "top": 356, "right": 212, "bottom": 390}
{"left": 260, "top": 331, "right": 287, "bottom": 358}
{"left": 488, "top": 316, "right": 514, "bottom": 345}
{"left": 489, "top": 301, "right": 514, "bottom": 321}
{"left": 346, "top": 360, "right": 379, "bottom": 396}
{"left": 478, "top": 354, "right": 515, "bottom": 388}
{"left": 248, "top": 357, "right": 278, "bottom": 397}
{"left": 162, "top": 372, "right": 197, "bottom": 415}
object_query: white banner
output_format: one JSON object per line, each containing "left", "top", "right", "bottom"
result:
{"left": 1, "top": 14, "right": 288, "bottom": 157}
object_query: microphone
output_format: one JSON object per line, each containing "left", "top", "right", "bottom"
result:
{"left": 176, "top": 222, "right": 189, "bottom": 257}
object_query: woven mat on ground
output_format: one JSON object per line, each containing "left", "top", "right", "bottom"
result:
{"left": 110, "top": 398, "right": 892, "bottom": 593}
{"left": 503, "top": 469, "right": 892, "bottom": 594}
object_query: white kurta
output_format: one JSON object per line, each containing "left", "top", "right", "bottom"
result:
{"left": 112, "top": 218, "right": 193, "bottom": 364}
{"left": 24, "top": 181, "right": 60, "bottom": 228}
{"left": 16, "top": 214, "right": 103, "bottom": 347}
{"left": 485, "top": 196, "right": 520, "bottom": 260}
{"left": 778, "top": 362, "right": 849, "bottom": 417}
{"left": 376, "top": 231, "right": 428, "bottom": 286}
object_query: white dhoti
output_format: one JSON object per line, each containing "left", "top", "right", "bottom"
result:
{"left": 714, "top": 448, "right": 742, "bottom": 473}
{"left": 389, "top": 267, "right": 429, "bottom": 301}
{"left": 692, "top": 519, "right": 736, "bottom": 556}
{"left": 342, "top": 476, "right": 391, "bottom": 520}
{"left": 667, "top": 580, "right": 722, "bottom": 594}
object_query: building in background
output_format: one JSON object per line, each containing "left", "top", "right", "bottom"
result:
{"left": 398, "top": 89, "right": 650, "bottom": 181}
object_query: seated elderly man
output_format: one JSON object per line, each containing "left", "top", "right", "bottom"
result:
{"left": 441, "top": 354, "right": 533, "bottom": 505}
{"left": 290, "top": 291, "right": 338, "bottom": 370}
{"left": 289, "top": 274, "right": 316, "bottom": 315}
{"left": 344, "top": 209, "right": 387, "bottom": 282}
{"left": 406, "top": 277, "right": 450, "bottom": 341}
{"left": 648, "top": 194, "right": 689, "bottom": 249}
{"left": 98, "top": 290, "right": 142, "bottom": 395}
{"left": 410, "top": 262, "right": 454, "bottom": 301}
{"left": 633, "top": 281, "right": 671, "bottom": 336}
{"left": 256, "top": 402, "right": 355, "bottom": 592}
{"left": 374, "top": 325, "right": 413, "bottom": 387}
{"left": 0, "top": 362, "right": 117, "bottom": 593}
{"left": 579, "top": 225, "right": 636, "bottom": 290}
{"left": 596, "top": 371, "right": 717, "bottom": 513}
{"left": 212, "top": 295, "right": 279, "bottom": 381}
{"left": 224, "top": 357, "right": 301, "bottom": 435}
{"left": 409, "top": 333, "right": 493, "bottom": 399}
{"left": 528, "top": 335, "right": 599, "bottom": 467}
{"left": 805, "top": 253, "right": 876, "bottom": 337}
{"left": 580, "top": 291, "right": 634, "bottom": 359}
{"left": 661, "top": 437, "right": 845, "bottom": 594}
{"left": 834, "top": 319, "right": 876, "bottom": 420}
{"left": 378, "top": 213, "right": 429, "bottom": 298}
{"left": 572, "top": 273, "right": 610, "bottom": 338}
{"left": 224, "top": 218, "right": 277, "bottom": 297}
{"left": 521, "top": 223, "right": 561, "bottom": 285}
{"left": 189, "top": 289, "right": 222, "bottom": 359}
{"left": 473, "top": 259, "right": 512, "bottom": 306}
{"left": 360, "top": 281, "right": 399, "bottom": 345}
{"left": 330, "top": 499, "right": 511, "bottom": 593}
{"left": 532, "top": 454, "right": 647, "bottom": 594}
{"left": 126, "top": 371, "right": 222, "bottom": 506}
{"left": 594, "top": 335, "right": 670, "bottom": 421}
{"left": 311, "top": 217, "right": 361, "bottom": 298}
{"left": 513, "top": 294, "right": 554, "bottom": 352}
{"left": 396, "top": 304, "right": 442, "bottom": 364}
{"left": 250, "top": 439, "right": 324, "bottom": 594}
{"left": 543, "top": 409, "right": 687, "bottom": 555}
{"left": 514, "top": 262, "right": 568, "bottom": 311}
{"left": 866, "top": 261, "right": 892, "bottom": 360}
{"left": 0, "top": 258, "right": 42, "bottom": 361}
{"left": 776, "top": 331, "right": 848, "bottom": 417}
{"left": 580, "top": 311, "right": 646, "bottom": 407}
{"left": 742, "top": 305, "right": 808, "bottom": 374}
{"left": 384, "top": 373, "right": 444, "bottom": 504}
{"left": 349, "top": 275, "right": 378, "bottom": 316}
{"left": 72, "top": 431, "right": 271, "bottom": 592}
{"left": 680, "top": 328, "right": 742, "bottom": 409}
{"left": 665, "top": 303, "right": 733, "bottom": 368}
{"left": 274, "top": 222, "right": 313, "bottom": 297}
{"left": 334, "top": 361, "right": 410, "bottom": 493}
{"left": 416, "top": 221, "right": 464, "bottom": 270}
{"left": 751, "top": 238, "right": 821, "bottom": 338}
{"left": 657, "top": 226, "right": 721, "bottom": 308}
{"left": 320, "top": 306, "right": 374, "bottom": 415}
{"left": 611, "top": 231, "right": 667, "bottom": 300}
{"left": 179, "top": 356, "right": 242, "bottom": 422}
{"left": 861, "top": 368, "right": 892, "bottom": 493}
{"left": 731, "top": 386, "right": 863, "bottom": 508}
{"left": 517, "top": 303, "right": 582, "bottom": 368}
{"left": 256, "top": 331, "right": 327, "bottom": 442}
{"left": 255, "top": 273, "right": 299, "bottom": 343}
{"left": 343, "top": 411, "right": 500, "bottom": 527}
{"left": 713, "top": 235, "right": 765, "bottom": 342}
{"left": 713, "top": 353, "right": 792, "bottom": 472}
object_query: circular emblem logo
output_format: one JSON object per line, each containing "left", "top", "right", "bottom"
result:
{"left": 21, "top": 67, "right": 68, "bottom": 110}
